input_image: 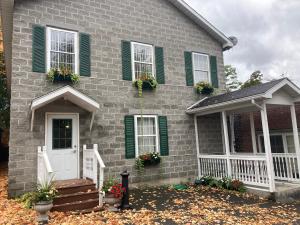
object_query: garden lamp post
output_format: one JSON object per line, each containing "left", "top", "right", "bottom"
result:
{"left": 120, "top": 170, "right": 130, "bottom": 209}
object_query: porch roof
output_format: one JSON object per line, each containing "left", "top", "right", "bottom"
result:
{"left": 30, "top": 86, "right": 100, "bottom": 131}
{"left": 187, "top": 78, "right": 300, "bottom": 115}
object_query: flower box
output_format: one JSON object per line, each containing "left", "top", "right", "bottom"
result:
{"left": 47, "top": 67, "right": 79, "bottom": 84}
{"left": 135, "top": 152, "right": 161, "bottom": 172}
{"left": 134, "top": 80, "right": 157, "bottom": 90}
{"left": 53, "top": 74, "right": 73, "bottom": 83}
{"left": 195, "top": 82, "right": 214, "bottom": 95}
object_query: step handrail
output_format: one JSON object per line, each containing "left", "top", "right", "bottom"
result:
{"left": 37, "top": 146, "right": 54, "bottom": 183}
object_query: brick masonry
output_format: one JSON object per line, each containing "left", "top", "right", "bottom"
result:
{"left": 9, "top": 0, "right": 226, "bottom": 196}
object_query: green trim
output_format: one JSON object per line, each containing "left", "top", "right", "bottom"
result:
{"left": 32, "top": 25, "right": 46, "bottom": 73}
{"left": 122, "top": 41, "right": 132, "bottom": 81}
{"left": 155, "top": 46, "right": 165, "bottom": 84}
{"left": 159, "top": 116, "right": 169, "bottom": 156}
{"left": 124, "top": 115, "right": 135, "bottom": 159}
{"left": 79, "top": 33, "right": 91, "bottom": 76}
{"left": 184, "top": 51, "right": 193, "bottom": 86}
{"left": 210, "top": 56, "right": 218, "bottom": 88}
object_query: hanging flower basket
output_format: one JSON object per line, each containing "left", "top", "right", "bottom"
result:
{"left": 194, "top": 81, "right": 214, "bottom": 95}
{"left": 47, "top": 67, "right": 79, "bottom": 84}
{"left": 133, "top": 73, "right": 158, "bottom": 97}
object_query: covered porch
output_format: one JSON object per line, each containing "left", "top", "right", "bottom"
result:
{"left": 187, "top": 78, "right": 300, "bottom": 193}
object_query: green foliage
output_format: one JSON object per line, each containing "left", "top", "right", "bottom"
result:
{"left": 135, "top": 152, "right": 161, "bottom": 173}
{"left": 194, "top": 82, "right": 214, "bottom": 95}
{"left": 240, "top": 70, "right": 263, "bottom": 89}
{"left": 225, "top": 65, "right": 242, "bottom": 91}
{"left": 102, "top": 177, "right": 118, "bottom": 193}
{"left": 195, "top": 176, "right": 246, "bottom": 193}
{"left": 47, "top": 67, "right": 80, "bottom": 84}
{"left": 133, "top": 73, "right": 158, "bottom": 97}
{"left": 19, "top": 178, "right": 57, "bottom": 208}
{"left": 0, "top": 52, "right": 10, "bottom": 129}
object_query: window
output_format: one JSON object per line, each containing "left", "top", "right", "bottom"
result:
{"left": 47, "top": 27, "right": 78, "bottom": 73}
{"left": 131, "top": 42, "right": 154, "bottom": 80}
{"left": 134, "top": 115, "right": 159, "bottom": 156}
{"left": 192, "top": 53, "right": 210, "bottom": 84}
{"left": 52, "top": 119, "right": 72, "bottom": 149}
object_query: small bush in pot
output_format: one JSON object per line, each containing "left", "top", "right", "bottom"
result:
{"left": 102, "top": 177, "right": 125, "bottom": 211}
{"left": 194, "top": 81, "right": 214, "bottom": 95}
{"left": 20, "top": 178, "right": 57, "bottom": 223}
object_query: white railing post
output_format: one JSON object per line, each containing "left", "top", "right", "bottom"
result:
{"left": 194, "top": 115, "right": 201, "bottom": 178}
{"left": 93, "top": 144, "right": 99, "bottom": 188}
{"left": 290, "top": 104, "right": 300, "bottom": 178}
{"left": 222, "top": 111, "right": 232, "bottom": 177}
{"left": 260, "top": 103, "right": 275, "bottom": 192}
{"left": 37, "top": 146, "right": 54, "bottom": 184}
{"left": 250, "top": 112, "right": 258, "bottom": 154}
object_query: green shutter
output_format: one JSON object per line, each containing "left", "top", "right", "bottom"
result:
{"left": 122, "top": 41, "right": 132, "bottom": 81}
{"left": 155, "top": 46, "right": 165, "bottom": 84}
{"left": 184, "top": 51, "right": 193, "bottom": 86}
{"left": 32, "top": 25, "right": 46, "bottom": 73}
{"left": 210, "top": 56, "right": 218, "bottom": 88}
{"left": 159, "top": 116, "right": 169, "bottom": 156}
{"left": 124, "top": 115, "right": 135, "bottom": 159}
{"left": 79, "top": 33, "right": 91, "bottom": 76}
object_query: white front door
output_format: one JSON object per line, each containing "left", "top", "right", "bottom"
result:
{"left": 46, "top": 114, "right": 79, "bottom": 180}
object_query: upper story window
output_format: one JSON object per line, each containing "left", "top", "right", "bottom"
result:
{"left": 134, "top": 115, "right": 159, "bottom": 156}
{"left": 46, "top": 27, "right": 79, "bottom": 73}
{"left": 131, "top": 42, "right": 154, "bottom": 80}
{"left": 192, "top": 53, "right": 210, "bottom": 84}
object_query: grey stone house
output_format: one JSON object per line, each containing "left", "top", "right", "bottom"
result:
{"left": 1, "top": 0, "right": 235, "bottom": 201}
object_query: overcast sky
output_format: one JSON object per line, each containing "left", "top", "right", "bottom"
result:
{"left": 185, "top": 0, "right": 300, "bottom": 84}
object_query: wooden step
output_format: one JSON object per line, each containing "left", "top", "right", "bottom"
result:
{"left": 53, "top": 190, "right": 99, "bottom": 205}
{"left": 56, "top": 183, "right": 96, "bottom": 195}
{"left": 52, "top": 198, "right": 99, "bottom": 212}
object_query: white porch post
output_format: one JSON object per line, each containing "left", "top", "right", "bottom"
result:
{"left": 290, "top": 104, "right": 300, "bottom": 175}
{"left": 229, "top": 114, "right": 236, "bottom": 153}
{"left": 260, "top": 103, "right": 275, "bottom": 192}
{"left": 222, "top": 111, "right": 232, "bottom": 177}
{"left": 250, "top": 112, "right": 258, "bottom": 154}
{"left": 194, "top": 115, "right": 201, "bottom": 178}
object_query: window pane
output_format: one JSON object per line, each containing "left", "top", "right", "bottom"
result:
{"left": 286, "top": 135, "right": 296, "bottom": 153}
{"left": 194, "top": 71, "right": 209, "bottom": 84}
{"left": 138, "top": 136, "right": 156, "bottom": 154}
{"left": 134, "top": 44, "right": 153, "bottom": 63}
{"left": 193, "top": 54, "right": 209, "bottom": 71}
{"left": 52, "top": 119, "right": 72, "bottom": 150}
{"left": 137, "top": 117, "right": 156, "bottom": 135}
{"left": 134, "top": 62, "right": 152, "bottom": 79}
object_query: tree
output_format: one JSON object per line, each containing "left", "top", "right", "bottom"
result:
{"left": 225, "top": 65, "right": 241, "bottom": 92}
{"left": 0, "top": 51, "right": 10, "bottom": 129}
{"left": 240, "top": 70, "right": 263, "bottom": 89}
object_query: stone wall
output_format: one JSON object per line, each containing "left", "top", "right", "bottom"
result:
{"left": 9, "top": 0, "right": 225, "bottom": 196}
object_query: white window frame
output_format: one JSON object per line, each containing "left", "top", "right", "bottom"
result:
{"left": 131, "top": 42, "right": 155, "bottom": 81}
{"left": 46, "top": 27, "right": 79, "bottom": 74}
{"left": 257, "top": 132, "right": 298, "bottom": 153}
{"left": 134, "top": 115, "right": 159, "bottom": 157}
{"left": 192, "top": 52, "right": 211, "bottom": 84}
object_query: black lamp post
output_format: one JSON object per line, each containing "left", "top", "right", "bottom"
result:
{"left": 120, "top": 170, "right": 131, "bottom": 210}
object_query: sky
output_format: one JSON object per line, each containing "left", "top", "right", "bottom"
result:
{"left": 185, "top": 0, "right": 300, "bottom": 84}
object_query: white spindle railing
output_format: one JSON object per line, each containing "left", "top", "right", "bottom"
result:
{"left": 37, "top": 146, "right": 54, "bottom": 183}
{"left": 272, "top": 153, "right": 300, "bottom": 182}
{"left": 83, "top": 144, "right": 105, "bottom": 190}
{"left": 198, "top": 155, "right": 228, "bottom": 179}
{"left": 230, "top": 155, "right": 269, "bottom": 187}
{"left": 199, "top": 154, "right": 269, "bottom": 188}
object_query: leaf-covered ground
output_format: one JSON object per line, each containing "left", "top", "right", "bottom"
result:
{"left": 1, "top": 164, "right": 300, "bottom": 225}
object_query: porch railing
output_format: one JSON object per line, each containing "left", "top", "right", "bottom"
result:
{"left": 272, "top": 153, "right": 299, "bottom": 182}
{"left": 198, "top": 154, "right": 269, "bottom": 188}
{"left": 37, "top": 146, "right": 54, "bottom": 183}
{"left": 83, "top": 144, "right": 105, "bottom": 190}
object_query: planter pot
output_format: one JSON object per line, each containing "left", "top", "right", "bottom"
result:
{"left": 103, "top": 193, "right": 121, "bottom": 212}
{"left": 143, "top": 158, "right": 161, "bottom": 167}
{"left": 53, "top": 74, "right": 73, "bottom": 83}
{"left": 34, "top": 201, "right": 53, "bottom": 223}
{"left": 134, "top": 80, "right": 156, "bottom": 90}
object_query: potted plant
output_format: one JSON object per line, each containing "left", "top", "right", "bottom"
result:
{"left": 47, "top": 66, "right": 80, "bottom": 84}
{"left": 133, "top": 73, "right": 158, "bottom": 97}
{"left": 194, "top": 81, "right": 214, "bottom": 95}
{"left": 20, "top": 178, "right": 57, "bottom": 223}
{"left": 135, "top": 152, "right": 161, "bottom": 172}
{"left": 102, "top": 177, "right": 125, "bottom": 211}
